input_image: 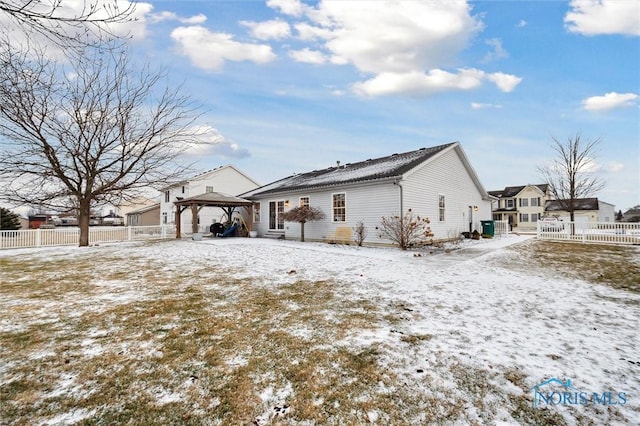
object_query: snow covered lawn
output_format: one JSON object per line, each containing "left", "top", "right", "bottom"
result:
{"left": 1, "top": 236, "right": 638, "bottom": 425}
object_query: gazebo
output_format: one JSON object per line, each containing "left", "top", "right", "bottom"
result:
{"left": 172, "top": 192, "right": 254, "bottom": 238}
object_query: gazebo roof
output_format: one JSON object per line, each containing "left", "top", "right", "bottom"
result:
{"left": 173, "top": 191, "right": 254, "bottom": 208}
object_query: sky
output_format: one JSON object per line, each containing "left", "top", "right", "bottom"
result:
{"left": 3, "top": 0, "right": 640, "bottom": 211}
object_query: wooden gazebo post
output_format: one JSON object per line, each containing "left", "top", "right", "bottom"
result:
{"left": 175, "top": 208, "right": 182, "bottom": 239}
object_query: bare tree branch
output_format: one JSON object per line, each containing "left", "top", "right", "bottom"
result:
{"left": 0, "top": 44, "right": 202, "bottom": 246}
{"left": 537, "top": 133, "right": 606, "bottom": 223}
{"left": 0, "top": 0, "right": 137, "bottom": 50}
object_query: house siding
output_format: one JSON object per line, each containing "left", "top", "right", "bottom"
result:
{"left": 252, "top": 181, "right": 400, "bottom": 245}
{"left": 160, "top": 166, "right": 259, "bottom": 230}
{"left": 402, "top": 148, "right": 492, "bottom": 238}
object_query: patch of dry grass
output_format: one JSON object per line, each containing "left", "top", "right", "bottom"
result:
{"left": 501, "top": 240, "right": 640, "bottom": 295}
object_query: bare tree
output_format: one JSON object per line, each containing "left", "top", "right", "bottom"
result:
{"left": 0, "top": 0, "right": 136, "bottom": 49}
{"left": 280, "top": 206, "right": 325, "bottom": 242}
{"left": 0, "top": 45, "right": 201, "bottom": 246}
{"left": 538, "top": 134, "right": 605, "bottom": 222}
{"left": 352, "top": 220, "right": 367, "bottom": 246}
{"left": 377, "top": 209, "right": 433, "bottom": 250}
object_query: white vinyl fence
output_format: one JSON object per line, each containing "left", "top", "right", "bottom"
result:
{"left": 0, "top": 225, "right": 176, "bottom": 249}
{"left": 494, "top": 220, "right": 510, "bottom": 236}
{"left": 537, "top": 221, "right": 640, "bottom": 245}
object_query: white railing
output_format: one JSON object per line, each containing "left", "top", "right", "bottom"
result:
{"left": 494, "top": 220, "right": 510, "bottom": 236}
{"left": 0, "top": 225, "right": 177, "bottom": 249}
{"left": 537, "top": 221, "right": 640, "bottom": 245}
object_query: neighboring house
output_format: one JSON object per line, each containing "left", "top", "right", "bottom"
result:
{"left": 544, "top": 198, "right": 616, "bottom": 224}
{"left": 241, "top": 142, "right": 493, "bottom": 245}
{"left": 126, "top": 203, "right": 161, "bottom": 226}
{"left": 160, "top": 165, "right": 260, "bottom": 231}
{"left": 622, "top": 206, "right": 640, "bottom": 222}
{"left": 489, "top": 184, "right": 550, "bottom": 231}
{"left": 115, "top": 197, "right": 159, "bottom": 219}
{"left": 17, "top": 214, "right": 29, "bottom": 230}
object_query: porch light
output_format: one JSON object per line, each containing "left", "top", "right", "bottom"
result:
{"left": 284, "top": 200, "right": 290, "bottom": 207}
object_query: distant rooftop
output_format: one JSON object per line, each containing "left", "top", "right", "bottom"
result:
{"left": 490, "top": 184, "right": 549, "bottom": 198}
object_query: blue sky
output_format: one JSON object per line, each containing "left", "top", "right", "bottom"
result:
{"left": 9, "top": 0, "right": 640, "bottom": 211}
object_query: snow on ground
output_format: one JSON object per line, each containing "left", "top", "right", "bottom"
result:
{"left": 1, "top": 234, "right": 638, "bottom": 424}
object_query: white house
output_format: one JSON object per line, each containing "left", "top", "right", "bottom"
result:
{"left": 544, "top": 198, "right": 616, "bottom": 224}
{"left": 241, "top": 142, "right": 493, "bottom": 245}
{"left": 160, "top": 165, "right": 260, "bottom": 231}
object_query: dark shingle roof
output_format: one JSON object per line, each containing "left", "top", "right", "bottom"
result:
{"left": 545, "top": 198, "right": 599, "bottom": 211}
{"left": 489, "top": 184, "right": 548, "bottom": 198}
{"left": 246, "top": 142, "right": 456, "bottom": 197}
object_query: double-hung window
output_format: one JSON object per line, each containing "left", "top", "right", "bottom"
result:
{"left": 300, "top": 197, "right": 310, "bottom": 208}
{"left": 438, "top": 194, "right": 446, "bottom": 222}
{"left": 332, "top": 193, "right": 346, "bottom": 222}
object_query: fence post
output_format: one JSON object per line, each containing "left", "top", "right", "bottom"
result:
{"left": 128, "top": 226, "right": 132, "bottom": 241}
{"left": 36, "top": 229, "right": 41, "bottom": 247}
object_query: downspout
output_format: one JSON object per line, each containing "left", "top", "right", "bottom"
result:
{"left": 393, "top": 179, "right": 403, "bottom": 215}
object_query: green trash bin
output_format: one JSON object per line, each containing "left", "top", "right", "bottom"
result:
{"left": 481, "top": 220, "right": 495, "bottom": 237}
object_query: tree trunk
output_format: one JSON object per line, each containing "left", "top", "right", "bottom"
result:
{"left": 78, "top": 199, "right": 91, "bottom": 247}
{"left": 300, "top": 221, "right": 305, "bottom": 242}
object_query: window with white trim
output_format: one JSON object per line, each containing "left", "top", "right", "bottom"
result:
{"left": 519, "top": 213, "right": 529, "bottom": 222}
{"left": 438, "top": 194, "right": 445, "bottom": 222}
{"left": 162, "top": 212, "right": 168, "bottom": 224}
{"left": 531, "top": 213, "right": 539, "bottom": 222}
{"left": 206, "top": 186, "right": 214, "bottom": 193}
{"left": 332, "top": 193, "right": 346, "bottom": 222}
{"left": 519, "top": 198, "right": 528, "bottom": 207}
{"left": 299, "top": 197, "right": 310, "bottom": 208}
{"left": 506, "top": 199, "right": 514, "bottom": 208}
{"left": 164, "top": 191, "right": 170, "bottom": 203}
{"left": 531, "top": 197, "right": 540, "bottom": 207}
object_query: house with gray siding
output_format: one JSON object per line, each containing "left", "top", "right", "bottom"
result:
{"left": 241, "top": 142, "right": 493, "bottom": 245}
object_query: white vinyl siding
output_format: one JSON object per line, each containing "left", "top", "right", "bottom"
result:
{"left": 250, "top": 183, "right": 399, "bottom": 243}
{"left": 402, "top": 147, "right": 492, "bottom": 239}
{"left": 253, "top": 203, "right": 261, "bottom": 223}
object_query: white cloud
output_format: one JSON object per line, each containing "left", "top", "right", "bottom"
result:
{"left": 471, "top": 102, "right": 502, "bottom": 109}
{"left": 517, "top": 19, "right": 527, "bottom": 28}
{"left": 304, "top": 1, "right": 484, "bottom": 74}
{"left": 289, "top": 48, "right": 326, "bottom": 64}
{"left": 565, "top": 0, "right": 640, "bottom": 36}
{"left": 187, "top": 126, "right": 250, "bottom": 158}
{"left": 271, "top": 1, "right": 522, "bottom": 97}
{"left": 482, "top": 38, "right": 508, "bottom": 62}
{"left": 241, "top": 19, "right": 291, "bottom": 40}
{"left": 294, "top": 22, "right": 333, "bottom": 41}
{"left": 486, "top": 72, "right": 522, "bottom": 93}
{"left": 171, "top": 26, "right": 276, "bottom": 71}
{"left": 605, "top": 161, "right": 624, "bottom": 173}
{"left": 582, "top": 92, "right": 639, "bottom": 111}
{"left": 353, "top": 68, "right": 521, "bottom": 97}
{"left": 267, "top": 0, "right": 306, "bottom": 17}
{"left": 149, "top": 11, "right": 207, "bottom": 25}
